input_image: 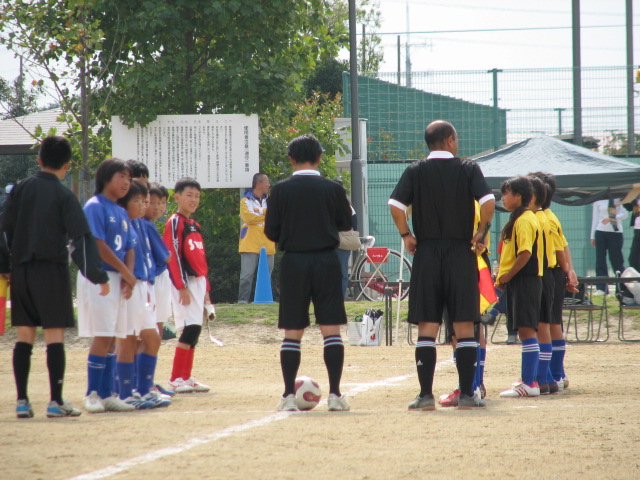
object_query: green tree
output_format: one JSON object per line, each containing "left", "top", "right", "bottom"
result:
{"left": 96, "top": 0, "right": 345, "bottom": 127}
{"left": 0, "top": 0, "right": 114, "bottom": 200}
{"left": 601, "top": 132, "right": 640, "bottom": 156}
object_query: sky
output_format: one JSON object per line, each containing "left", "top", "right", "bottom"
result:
{"left": 0, "top": 1, "right": 638, "bottom": 98}
{"left": 373, "top": 0, "right": 638, "bottom": 72}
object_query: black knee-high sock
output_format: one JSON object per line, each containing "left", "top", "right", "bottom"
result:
{"left": 323, "top": 335, "right": 344, "bottom": 396}
{"left": 456, "top": 337, "right": 478, "bottom": 396}
{"left": 415, "top": 337, "right": 436, "bottom": 397}
{"left": 13, "top": 342, "right": 33, "bottom": 402}
{"left": 280, "top": 339, "right": 301, "bottom": 396}
{"left": 46, "top": 343, "right": 66, "bottom": 404}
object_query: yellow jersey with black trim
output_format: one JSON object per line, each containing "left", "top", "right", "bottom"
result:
{"left": 474, "top": 200, "right": 491, "bottom": 253}
{"left": 544, "top": 208, "right": 569, "bottom": 256}
{"left": 498, "top": 209, "right": 543, "bottom": 279}
{"left": 535, "top": 209, "right": 556, "bottom": 269}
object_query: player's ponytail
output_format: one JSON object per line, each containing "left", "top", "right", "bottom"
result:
{"left": 500, "top": 176, "right": 533, "bottom": 241}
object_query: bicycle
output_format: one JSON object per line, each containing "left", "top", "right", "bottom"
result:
{"left": 346, "top": 235, "right": 412, "bottom": 301}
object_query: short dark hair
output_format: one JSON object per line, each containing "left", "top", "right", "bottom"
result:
{"left": 149, "top": 182, "right": 169, "bottom": 199}
{"left": 174, "top": 177, "right": 201, "bottom": 194}
{"left": 424, "top": 121, "right": 456, "bottom": 150}
{"left": 287, "top": 134, "right": 323, "bottom": 164}
{"left": 94, "top": 158, "right": 132, "bottom": 195}
{"left": 117, "top": 178, "right": 147, "bottom": 208}
{"left": 126, "top": 159, "right": 149, "bottom": 179}
{"left": 252, "top": 172, "right": 267, "bottom": 189}
{"left": 40, "top": 136, "right": 72, "bottom": 169}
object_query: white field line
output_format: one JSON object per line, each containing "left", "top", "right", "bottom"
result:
{"left": 67, "top": 348, "right": 496, "bottom": 480}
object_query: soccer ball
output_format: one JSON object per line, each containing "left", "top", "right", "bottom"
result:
{"left": 294, "top": 376, "right": 322, "bottom": 410}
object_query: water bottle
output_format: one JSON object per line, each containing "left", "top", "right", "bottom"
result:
{"left": 492, "top": 260, "right": 499, "bottom": 277}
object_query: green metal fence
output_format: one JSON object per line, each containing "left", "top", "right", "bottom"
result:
{"left": 367, "top": 161, "right": 638, "bottom": 278}
{"left": 345, "top": 66, "right": 640, "bottom": 277}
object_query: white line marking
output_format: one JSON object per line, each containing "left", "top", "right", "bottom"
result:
{"left": 67, "top": 349, "right": 494, "bottom": 480}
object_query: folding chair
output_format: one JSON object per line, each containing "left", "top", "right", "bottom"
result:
{"left": 614, "top": 274, "right": 640, "bottom": 342}
{"left": 564, "top": 282, "right": 608, "bottom": 343}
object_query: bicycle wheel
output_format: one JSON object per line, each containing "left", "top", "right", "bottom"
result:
{"left": 353, "top": 249, "right": 412, "bottom": 301}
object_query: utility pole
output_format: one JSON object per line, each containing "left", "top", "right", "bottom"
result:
{"left": 348, "top": 0, "right": 363, "bottom": 230}
{"left": 626, "top": 0, "right": 635, "bottom": 155}
{"left": 572, "top": 0, "right": 583, "bottom": 147}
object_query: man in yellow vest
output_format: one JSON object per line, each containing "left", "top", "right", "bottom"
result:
{"left": 238, "top": 173, "right": 276, "bottom": 303}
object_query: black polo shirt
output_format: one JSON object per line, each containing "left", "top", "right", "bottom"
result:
{"left": 389, "top": 154, "right": 492, "bottom": 241}
{"left": 265, "top": 171, "right": 352, "bottom": 253}
{"left": 0, "top": 171, "right": 92, "bottom": 269}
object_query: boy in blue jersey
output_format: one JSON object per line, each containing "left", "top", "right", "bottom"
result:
{"left": 0, "top": 136, "right": 109, "bottom": 418}
{"left": 144, "top": 183, "right": 171, "bottom": 332}
{"left": 77, "top": 158, "right": 137, "bottom": 413}
{"left": 116, "top": 180, "right": 169, "bottom": 408}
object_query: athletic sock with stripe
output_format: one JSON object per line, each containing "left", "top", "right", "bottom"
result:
{"left": 550, "top": 339, "right": 566, "bottom": 381}
{"left": 537, "top": 343, "right": 552, "bottom": 386}
{"left": 456, "top": 338, "right": 477, "bottom": 397}
{"left": 521, "top": 337, "right": 540, "bottom": 386}
{"left": 323, "top": 335, "right": 344, "bottom": 396}
{"left": 280, "top": 338, "right": 301, "bottom": 396}
{"left": 415, "top": 337, "right": 436, "bottom": 397}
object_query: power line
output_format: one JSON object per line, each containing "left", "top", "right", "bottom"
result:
{"left": 371, "top": 24, "right": 639, "bottom": 36}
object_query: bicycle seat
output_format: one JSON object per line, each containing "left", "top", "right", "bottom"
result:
{"left": 359, "top": 236, "right": 375, "bottom": 247}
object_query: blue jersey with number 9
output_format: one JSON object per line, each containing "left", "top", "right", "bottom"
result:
{"left": 83, "top": 194, "right": 134, "bottom": 272}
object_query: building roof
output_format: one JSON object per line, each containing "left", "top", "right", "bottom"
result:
{"left": 0, "top": 108, "right": 65, "bottom": 155}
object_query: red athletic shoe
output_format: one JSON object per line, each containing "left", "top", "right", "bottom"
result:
{"left": 438, "top": 388, "right": 460, "bottom": 407}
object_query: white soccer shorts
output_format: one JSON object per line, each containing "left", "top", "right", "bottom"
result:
{"left": 170, "top": 275, "right": 207, "bottom": 330}
{"left": 153, "top": 270, "right": 173, "bottom": 324}
{"left": 77, "top": 271, "right": 128, "bottom": 338}
{"left": 124, "top": 281, "right": 157, "bottom": 335}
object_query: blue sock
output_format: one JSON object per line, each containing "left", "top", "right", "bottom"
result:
{"left": 475, "top": 347, "right": 486, "bottom": 387}
{"left": 136, "top": 353, "right": 157, "bottom": 396}
{"left": 87, "top": 354, "right": 106, "bottom": 396}
{"left": 104, "top": 353, "right": 116, "bottom": 398}
{"left": 521, "top": 338, "right": 539, "bottom": 386}
{"left": 471, "top": 345, "right": 480, "bottom": 390}
{"left": 537, "top": 343, "right": 552, "bottom": 385}
{"left": 550, "top": 339, "right": 566, "bottom": 381}
{"left": 117, "top": 362, "right": 135, "bottom": 400}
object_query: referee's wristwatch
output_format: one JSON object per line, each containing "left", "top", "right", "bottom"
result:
{"left": 400, "top": 231, "right": 412, "bottom": 238}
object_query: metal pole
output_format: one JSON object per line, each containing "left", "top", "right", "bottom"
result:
{"left": 488, "top": 68, "right": 502, "bottom": 151}
{"left": 555, "top": 108, "right": 566, "bottom": 135}
{"left": 626, "top": 0, "right": 635, "bottom": 155}
{"left": 397, "top": 35, "right": 401, "bottom": 85}
{"left": 361, "top": 24, "right": 366, "bottom": 73}
{"left": 349, "top": 0, "right": 363, "bottom": 229}
{"left": 572, "top": 0, "right": 583, "bottom": 146}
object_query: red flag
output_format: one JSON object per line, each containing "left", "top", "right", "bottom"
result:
{"left": 478, "top": 255, "right": 497, "bottom": 314}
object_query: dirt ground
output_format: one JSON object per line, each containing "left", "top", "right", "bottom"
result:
{"left": 1, "top": 322, "right": 639, "bottom": 480}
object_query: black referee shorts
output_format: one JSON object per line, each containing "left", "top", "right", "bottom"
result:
{"left": 278, "top": 250, "right": 347, "bottom": 330}
{"left": 506, "top": 274, "right": 542, "bottom": 330}
{"left": 550, "top": 267, "right": 567, "bottom": 325}
{"left": 539, "top": 267, "right": 554, "bottom": 325}
{"left": 407, "top": 240, "right": 480, "bottom": 326}
{"left": 10, "top": 261, "right": 75, "bottom": 329}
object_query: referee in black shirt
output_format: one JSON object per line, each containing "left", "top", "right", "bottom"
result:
{"left": 265, "top": 134, "right": 353, "bottom": 412}
{"left": 389, "top": 120, "right": 495, "bottom": 410}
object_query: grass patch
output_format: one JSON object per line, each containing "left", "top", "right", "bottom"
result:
{"left": 214, "top": 300, "right": 408, "bottom": 326}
